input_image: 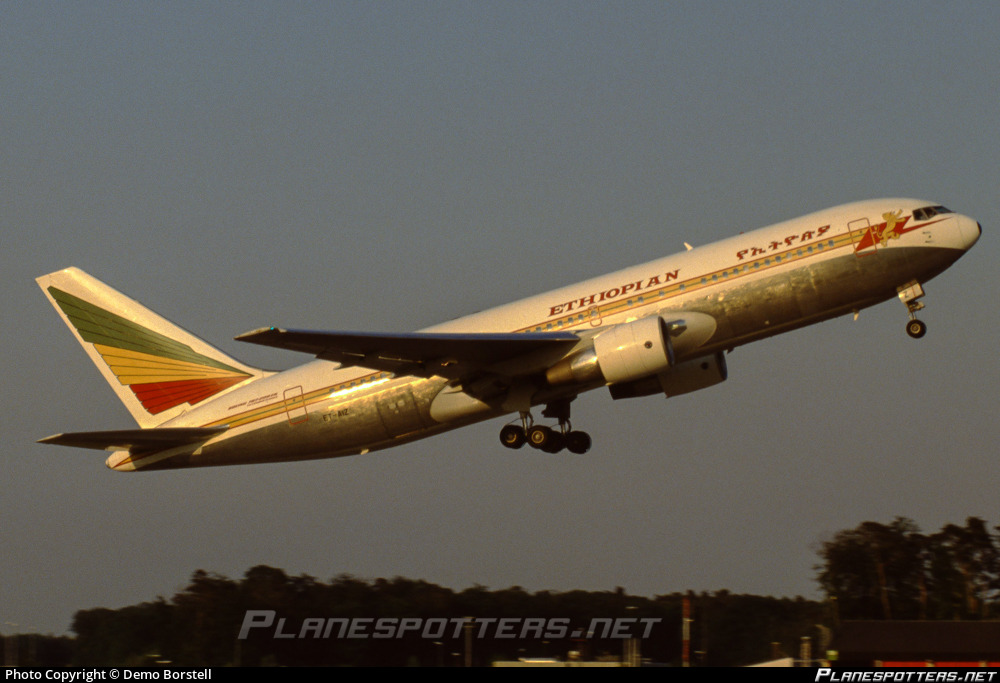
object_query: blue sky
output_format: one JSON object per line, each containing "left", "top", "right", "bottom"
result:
{"left": 3, "top": 2, "right": 997, "bottom": 634}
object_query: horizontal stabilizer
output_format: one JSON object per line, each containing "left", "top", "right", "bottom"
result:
{"left": 38, "top": 426, "right": 229, "bottom": 453}
{"left": 236, "top": 327, "right": 580, "bottom": 379}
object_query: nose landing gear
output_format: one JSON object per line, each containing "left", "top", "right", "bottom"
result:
{"left": 897, "top": 281, "right": 927, "bottom": 339}
{"left": 906, "top": 318, "right": 927, "bottom": 339}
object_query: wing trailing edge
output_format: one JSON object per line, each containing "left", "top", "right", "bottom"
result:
{"left": 235, "top": 327, "right": 581, "bottom": 379}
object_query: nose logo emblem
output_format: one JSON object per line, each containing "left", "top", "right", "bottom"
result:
{"left": 854, "top": 210, "right": 913, "bottom": 253}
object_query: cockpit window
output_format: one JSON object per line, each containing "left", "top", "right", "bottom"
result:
{"left": 913, "top": 205, "right": 953, "bottom": 221}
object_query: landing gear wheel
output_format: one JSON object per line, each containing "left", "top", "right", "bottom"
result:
{"left": 906, "top": 319, "right": 927, "bottom": 339}
{"left": 516, "top": 400, "right": 590, "bottom": 454}
{"left": 499, "top": 424, "right": 526, "bottom": 449}
{"left": 565, "top": 431, "right": 592, "bottom": 454}
{"left": 542, "top": 431, "right": 565, "bottom": 454}
{"left": 527, "top": 425, "right": 555, "bottom": 450}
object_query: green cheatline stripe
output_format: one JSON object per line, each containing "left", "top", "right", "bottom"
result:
{"left": 49, "top": 287, "right": 245, "bottom": 374}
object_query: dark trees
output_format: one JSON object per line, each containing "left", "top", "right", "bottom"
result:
{"left": 817, "top": 517, "right": 1000, "bottom": 621}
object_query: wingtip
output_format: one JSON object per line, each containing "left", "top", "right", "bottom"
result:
{"left": 35, "top": 266, "right": 84, "bottom": 285}
{"left": 234, "top": 326, "right": 284, "bottom": 342}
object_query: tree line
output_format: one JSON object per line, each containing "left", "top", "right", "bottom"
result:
{"left": 817, "top": 516, "right": 999, "bottom": 621}
{"left": 6, "top": 516, "right": 996, "bottom": 666}
{"left": 7, "top": 567, "right": 825, "bottom": 667}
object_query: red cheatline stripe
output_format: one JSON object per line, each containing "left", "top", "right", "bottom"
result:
{"left": 131, "top": 377, "right": 248, "bottom": 414}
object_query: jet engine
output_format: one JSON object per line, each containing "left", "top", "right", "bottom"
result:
{"left": 546, "top": 315, "right": 673, "bottom": 385}
{"left": 545, "top": 312, "right": 718, "bottom": 387}
{"left": 608, "top": 351, "right": 728, "bottom": 400}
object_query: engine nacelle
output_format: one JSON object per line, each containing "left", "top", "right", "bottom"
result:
{"left": 608, "top": 351, "right": 728, "bottom": 400}
{"left": 545, "top": 312, "right": 718, "bottom": 387}
{"left": 546, "top": 315, "right": 673, "bottom": 385}
{"left": 593, "top": 315, "right": 674, "bottom": 383}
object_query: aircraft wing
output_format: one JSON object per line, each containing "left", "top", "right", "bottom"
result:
{"left": 235, "top": 327, "right": 581, "bottom": 380}
{"left": 38, "top": 426, "right": 229, "bottom": 453}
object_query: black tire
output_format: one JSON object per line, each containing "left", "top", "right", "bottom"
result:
{"left": 906, "top": 319, "right": 927, "bottom": 339}
{"left": 566, "top": 431, "right": 592, "bottom": 454}
{"left": 542, "top": 431, "right": 565, "bottom": 454}
{"left": 499, "top": 424, "right": 526, "bottom": 449}
{"left": 527, "top": 425, "right": 553, "bottom": 450}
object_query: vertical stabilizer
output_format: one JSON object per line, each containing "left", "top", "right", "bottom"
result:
{"left": 37, "top": 267, "right": 265, "bottom": 428}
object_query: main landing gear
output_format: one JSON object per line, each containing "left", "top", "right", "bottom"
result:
{"left": 499, "top": 400, "right": 592, "bottom": 454}
{"left": 898, "top": 281, "right": 927, "bottom": 339}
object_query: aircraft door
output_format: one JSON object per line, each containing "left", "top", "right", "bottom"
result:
{"left": 588, "top": 305, "right": 603, "bottom": 327}
{"left": 283, "top": 385, "right": 308, "bottom": 425}
{"left": 848, "top": 217, "right": 878, "bottom": 257}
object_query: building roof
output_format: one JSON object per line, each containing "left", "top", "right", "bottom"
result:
{"left": 833, "top": 621, "right": 1000, "bottom": 664}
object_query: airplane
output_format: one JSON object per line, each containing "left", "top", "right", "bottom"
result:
{"left": 36, "top": 198, "right": 980, "bottom": 472}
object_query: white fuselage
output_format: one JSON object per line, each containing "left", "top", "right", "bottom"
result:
{"left": 109, "top": 198, "right": 980, "bottom": 471}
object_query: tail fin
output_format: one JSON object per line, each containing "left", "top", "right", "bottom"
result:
{"left": 37, "top": 267, "right": 266, "bottom": 428}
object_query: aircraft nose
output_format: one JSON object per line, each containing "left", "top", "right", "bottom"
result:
{"left": 960, "top": 215, "right": 982, "bottom": 251}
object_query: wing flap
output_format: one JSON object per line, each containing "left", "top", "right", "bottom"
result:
{"left": 235, "top": 327, "right": 581, "bottom": 379}
{"left": 38, "top": 426, "right": 229, "bottom": 453}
